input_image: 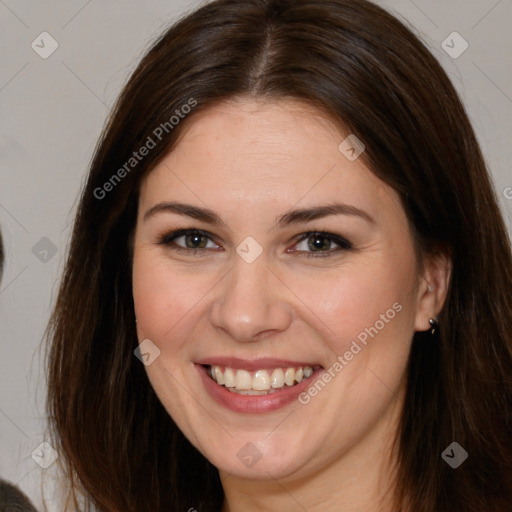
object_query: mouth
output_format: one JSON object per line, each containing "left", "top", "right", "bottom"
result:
{"left": 205, "top": 364, "right": 319, "bottom": 395}
{"left": 195, "top": 358, "right": 324, "bottom": 413}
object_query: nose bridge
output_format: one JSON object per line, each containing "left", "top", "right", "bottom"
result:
{"left": 210, "top": 253, "right": 292, "bottom": 342}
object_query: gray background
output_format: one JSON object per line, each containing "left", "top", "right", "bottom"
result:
{"left": 0, "top": 0, "right": 511, "bottom": 509}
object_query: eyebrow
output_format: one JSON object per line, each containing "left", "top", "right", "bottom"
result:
{"left": 143, "top": 201, "right": 375, "bottom": 227}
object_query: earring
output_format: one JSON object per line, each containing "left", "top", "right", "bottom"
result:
{"left": 429, "top": 317, "right": 439, "bottom": 335}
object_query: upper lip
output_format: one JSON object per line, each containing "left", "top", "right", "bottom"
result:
{"left": 195, "top": 357, "right": 323, "bottom": 371}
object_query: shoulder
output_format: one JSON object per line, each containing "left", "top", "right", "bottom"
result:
{"left": 0, "top": 479, "right": 38, "bottom": 511}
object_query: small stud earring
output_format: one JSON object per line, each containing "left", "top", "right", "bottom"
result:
{"left": 429, "top": 317, "right": 439, "bottom": 335}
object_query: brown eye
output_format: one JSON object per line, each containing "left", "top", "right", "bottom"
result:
{"left": 183, "top": 233, "right": 208, "bottom": 248}
{"left": 292, "top": 232, "right": 352, "bottom": 257}
{"left": 158, "top": 229, "right": 221, "bottom": 252}
{"left": 307, "top": 235, "right": 333, "bottom": 251}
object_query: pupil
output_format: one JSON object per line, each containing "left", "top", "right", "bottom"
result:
{"left": 309, "top": 236, "right": 329, "bottom": 251}
{"left": 186, "top": 234, "right": 205, "bottom": 248}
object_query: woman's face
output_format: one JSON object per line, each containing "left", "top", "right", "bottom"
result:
{"left": 132, "top": 99, "right": 435, "bottom": 484}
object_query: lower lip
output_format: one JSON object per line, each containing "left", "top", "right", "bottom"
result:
{"left": 195, "top": 364, "right": 324, "bottom": 413}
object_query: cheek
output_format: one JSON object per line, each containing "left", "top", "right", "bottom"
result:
{"left": 290, "top": 255, "right": 416, "bottom": 352}
{"left": 132, "top": 256, "right": 200, "bottom": 344}
{"left": 132, "top": 257, "right": 204, "bottom": 418}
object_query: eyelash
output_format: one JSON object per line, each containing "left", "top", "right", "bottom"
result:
{"left": 157, "top": 228, "right": 353, "bottom": 258}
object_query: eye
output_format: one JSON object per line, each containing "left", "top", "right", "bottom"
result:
{"left": 158, "top": 229, "right": 221, "bottom": 252}
{"left": 157, "top": 228, "right": 352, "bottom": 258}
{"left": 289, "top": 231, "right": 352, "bottom": 257}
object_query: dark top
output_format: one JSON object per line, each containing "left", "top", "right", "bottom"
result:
{"left": 0, "top": 479, "right": 38, "bottom": 512}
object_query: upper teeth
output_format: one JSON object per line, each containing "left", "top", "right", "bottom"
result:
{"left": 209, "top": 365, "right": 314, "bottom": 391}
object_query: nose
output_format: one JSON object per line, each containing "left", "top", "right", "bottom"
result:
{"left": 209, "top": 255, "right": 293, "bottom": 343}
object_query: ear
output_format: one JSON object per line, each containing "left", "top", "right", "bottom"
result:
{"left": 414, "top": 249, "right": 452, "bottom": 332}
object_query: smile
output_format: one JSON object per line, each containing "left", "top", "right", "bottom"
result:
{"left": 195, "top": 358, "right": 324, "bottom": 413}
{"left": 206, "top": 365, "right": 317, "bottom": 395}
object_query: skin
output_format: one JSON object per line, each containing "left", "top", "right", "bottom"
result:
{"left": 132, "top": 98, "right": 451, "bottom": 512}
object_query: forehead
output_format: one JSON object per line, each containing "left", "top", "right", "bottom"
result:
{"left": 139, "top": 98, "right": 403, "bottom": 225}
{"left": 170, "top": 98, "right": 346, "bottom": 167}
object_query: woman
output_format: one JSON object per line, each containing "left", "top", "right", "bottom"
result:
{"left": 45, "top": 0, "right": 512, "bottom": 510}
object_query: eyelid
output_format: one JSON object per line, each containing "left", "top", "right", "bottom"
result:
{"left": 157, "top": 228, "right": 221, "bottom": 250}
{"left": 289, "top": 231, "right": 353, "bottom": 257}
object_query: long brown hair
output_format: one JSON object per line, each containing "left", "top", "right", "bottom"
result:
{"left": 46, "top": 0, "right": 512, "bottom": 510}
